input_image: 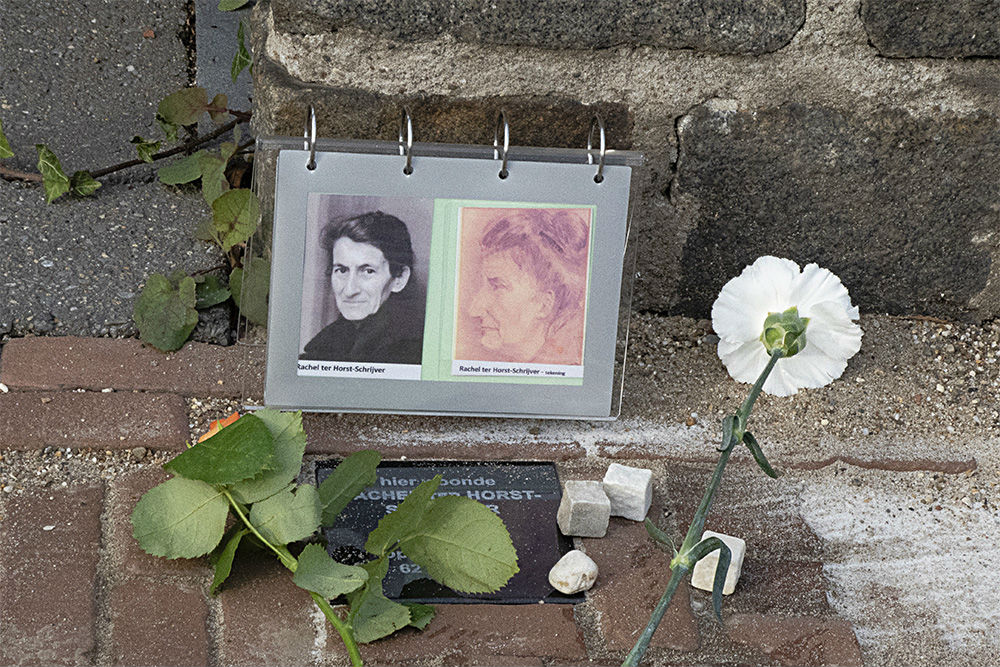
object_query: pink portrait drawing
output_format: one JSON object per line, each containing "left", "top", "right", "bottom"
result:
{"left": 454, "top": 207, "right": 592, "bottom": 366}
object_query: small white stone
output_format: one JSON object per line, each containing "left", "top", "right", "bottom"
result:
{"left": 602, "top": 463, "right": 653, "bottom": 521}
{"left": 557, "top": 481, "right": 610, "bottom": 537}
{"left": 548, "top": 549, "right": 598, "bottom": 594}
{"left": 690, "top": 530, "right": 746, "bottom": 596}
{"left": 0, "top": 382, "right": 8, "bottom": 393}
{"left": 42, "top": 525, "right": 55, "bottom": 531}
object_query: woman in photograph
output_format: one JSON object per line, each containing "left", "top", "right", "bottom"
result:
{"left": 462, "top": 208, "right": 590, "bottom": 365}
{"left": 300, "top": 211, "right": 423, "bottom": 365}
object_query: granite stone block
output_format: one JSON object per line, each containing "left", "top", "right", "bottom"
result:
{"left": 602, "top": 462, "right": 653, "bottom": 521}
{"left": 862, "top": 0, "right": 1000, "bottom": 58}
{"left": 557, "top": 480, "right": 610, "bottom": 537}
{"left": 690, "top": 530, "right": 746, "bottom": 596}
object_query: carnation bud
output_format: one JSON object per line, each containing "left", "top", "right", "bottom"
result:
{"left": 760, "top": 306, "right": 809, "bottom": 357}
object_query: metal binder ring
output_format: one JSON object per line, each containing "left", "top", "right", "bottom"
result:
{"left": 588, "top": 114, "right": 606, "bottom": 183}
{"left": 304, "top": 106, "right": 317, "bottom": 170}
{"left": 398, "top": 106, "right": 414, "bottom": 175}
{"left": 493, "top": 109, "right": 510, "bottom": 179}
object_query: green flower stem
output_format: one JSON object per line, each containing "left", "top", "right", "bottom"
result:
{"left": 222, "top": 490, "right": 364, "bottom": 667}
{"left": 622, "top": 348, "right": 784, "bottom": 667}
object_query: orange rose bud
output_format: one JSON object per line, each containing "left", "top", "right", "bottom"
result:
{"left": 198, "top": 412, "right": 240, "bottom": 443}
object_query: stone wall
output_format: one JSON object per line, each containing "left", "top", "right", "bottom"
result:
{"left": 250, "top": 0, "right": 1000, "bottom": 321}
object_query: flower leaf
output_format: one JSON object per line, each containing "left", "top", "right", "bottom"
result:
{"left": 229, "top": 409, "right": 307, "bottom": 504}
{"left": 219, "top": 0, "right": 251, "bottom": 9}
{"left": 398, "top": 495, "right": 519, "bottom": 594}
{"left": 742, "top": 431, "right": 781, "bottom": 479}
{"left": 133, "top": 273, "right": 199, "bottom": 351}
{"left": 687, "top": 536, "right": 731, "bottom": 624}
{"left": 248, "top": 484, "right": 321, "bottom": 547}
{"left": 194, "top": 274, "right": 231, "bottom": 309}
{"left": 231, "top": 21, "right": 252, "bottom": 82}
{"left": 199, "top": 153, "right": 229, "bottom": 205}
{"left": 293, "top": 543, "right": 369, "bottom": 598}
{"left": 365, "top": 476, "right": 441, "bottom": 557}
{"left": 318, "top": 450, "right": 381, "bottom": 526}
{"left": 131, "top": 476, "right": 229, "bottom": 559}
{"left": 347, "top": 558, "right": 413, "bottom": 643}
{"left": 70, "top": 170, "right": 101, "bottom": 197}
{"left": 164, "top": 413, "right": 275, "bottom": 485}
{"left": 157, "top": 87, "right": 209, "bottom": 128}
{"left": 0, "top": 118, "right": 14, "bottom": 158}
{"left": 131, "top": 135, "right": 162, "bottom": 163}
{"left": 644, "top": 518, "right": 676, "bottom": 553}
{"left": 404, "top": 602, "right": 435, "bottom": 630}
{"left": 230, "top": 258, "right": 270, "bottom": 326}
{"left": 35, "top": 144, "right": 71, "bottom": 203}
{"left": 208, "top": 93, "right": 229, "bottom": 124}
{"left": 158, "top": 151, "right": 206, "bottom": 185}
{"left": 718, "top": 414, "right": 737, "bottom": 452}
{"left": 209, "top": 527, "right": 249, "bottom": 594}
{"left": 212, "top": 188, "right": 259, "bottom": 251}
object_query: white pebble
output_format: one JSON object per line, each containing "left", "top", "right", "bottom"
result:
{"left": 0, "top": 382, "right": 8, "bottom": 393}
{"left": 548, "top": 549, "right": 598, "bottom": 594}
{"left": 602, "top": 463, "right": 653, "bottom": 521}
{"left": 42, "top": 525, "right": 55, "bottom": 531}
{"left": 690, "top": 530, "right": 746, "bottom": 596}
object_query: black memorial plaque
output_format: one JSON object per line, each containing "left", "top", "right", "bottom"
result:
{"left": 316, "top": 460, "right": 580, "bottom": 604}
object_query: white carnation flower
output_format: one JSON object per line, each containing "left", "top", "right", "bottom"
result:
{"left": 711, "top": 256, "right": 863, "bottom": 397}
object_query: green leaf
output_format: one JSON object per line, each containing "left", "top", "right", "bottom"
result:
{"left": 0, "top": 118, "right": 14, "bottom": 158}
{"left": 230, "top": 258, "right": 270, "bottom": 326}
{"left": 220, "top": 141, "right": 238, "bottom": 163}
{"left": 365, "top": 476, "right": 441, "bottom": 557}
{"left": 157, "top": 114, "right": 179, "bottom": 142}
{"left": 164, "top": 413, "right": 275, "bottom": 485}
{"left": 249, "top": 484, "right": 321, "bottom": 547}
{"left": 219, "top": 0, "right": 251, "bottom": 9}
{"left": 200, "top": 153, "right": 229, "bottom": 205}
{"left": 194, "top": 274, "right": 231, "bottom": 309}
{"left": 212, "top": 188, "right": 259, "bottom": 251}
{"left": 687, "top": 537, "right": 731, "bottom": 624}
{"left": 195, "top": 217, "right": 222, "bottom": 245}
{"left": 229, "top": 409, "right": 307, "bottom": 504}
{"left": 209, "top": 527, "right": 248, "bottom": 594}
{"left": 718, "top": 414, "right": 737, "bottom": 452}
{"left": 318, "top": 450, "right": 381, "bottom": 526}
{"left": 347, "top": 558, "right": 412, "bottom": 643}
{"left": 231, "top": 21, "right": 252, "bottom": 83}
{"left": 131, "top": 476, "right": 229, "bottom": 559}
{"left": 743, "top": 431, "right": 781, "bottom": 479}
{"left": 35, "top": 144, "right": 70, "bottom": 203}
{"left": 70, "top": 170, "right": 101, "bottom": 197}
{"left": 293, "top": 543, "right": 369, "bottom": 598}
{"left": 158, "top": 151, "right": 205, "bottom": 185}
{"left": 398, "top": 495, "right": 519, "bottom": 594}
{"left": 404, "top": 603, "right": 435, "bottom": 630}
{"left": 133, "top": 273, "right": 199, "bottom": 351}
{"left": 158, "top": 87, "right": 209, "bottom": 127}
{"left": 644, "top": 518, "right": 676, "bottom": 553}
{"left": 131, "top": 135, "right": 161, "bottom": 163}
{"left": 209, "top": 93, "right": 229, "bottom": 124}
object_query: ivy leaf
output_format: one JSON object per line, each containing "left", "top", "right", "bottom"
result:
{"left": 231, "top": 21, "right": 252, "bottom": 82}
{"left": 194, "top": 274, "right": 231, "bottom": 309}
{"left": 318, "top": 450, "right": 381, "bottom": 526}
{"left": 164, "top": 413, "right": 275, "bottom": 485}
{"left": 208, "top": 93, "right": 229, "bottom": 124}
{"left": 220, "top": 141, "right": 238, "bottom": 163}
{"left": 293, "top": 543, "right": 369, "bottom": 598}
{"left": 219, "top": 0, "right": 251, "bottom": 9}
{"left": 70, "top": 170, "right": 101, "bottom": 197}
{"left": 0, "top": 118, "right": 14, "bottom": 158}
{"left": 195, "top": 217, "right": 222, "bottom": 245}
{"left": 209, "top": 527, "right": 248, "bottom": 594}
{"left": 35, "top": 144, "right": 71, "bottom": 203}
{"left": 158, "top": 87, "right": 209, "bottom": 128}
{"left": 404, "top": 603, "right": 435, "bottom": 630}
{"left": 365, "top": 476, "right": 441, "bottom": 557}
{"left": 230, "top": 258, "right": 269, "bottom": 326}
{"left": 157, "top": 115, "right": 179, "bottom": 143}
{"left": 212, "top": 188, "right": 259, "bottom": 251}
{"left": 199, "top": 153, "right": 229, "bottom": 205}
{"left": 133, "top": 273, "right": 199, "bottom": 352}
{"left": 131, "top": 135, "right": 161, "bottom": 163}
{"left": 347, "top": 558, "right": 412, "bottom": 644}
{"left": 158, "top": 151, "right": 206, "bottom": 185}
{"left": 229, "top": 409, "right": 307, "bottom": 504}
{"left": 249, "top": 484, "right": 321, "bottom": 547}
{"left": 398, "top": 495, "right": 519, "bottom": 594}
{"left": 131, "top": 476, "right": 229, "bottom": 559}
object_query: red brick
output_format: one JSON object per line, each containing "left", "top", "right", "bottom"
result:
{"left": 107, "top": 468, "right": 211, "bottom": 577}
{"left": 302, "top": 413, "right": 585, "bottom": 460}
{"left": 0, "top": 336, "right": 263, "bottom": 398}
{"left": 0, "top": 391, "right": 189, "bottom": 451}
{"left": 325, "top": 603, "right": 587, "bottom": 665}
{"left": 219, "top": 552, "right": 316, "bottom": 666}
{"left": 582, "top": 509, "right": 700, "bottom": 654}
{"left": 109, "top": 578, "right": 210, "bottom": 666}
{"left": 789, "top": 455, "right": 977, "bottom": 474}
{"left": 0, "top": 484, "right": 103, "bottom": 666}
{"left": 723, "top": 560, "right": 832, "bottom": 617}
{"left": 726, "top": 613, "right": 863, "bottom": 666}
